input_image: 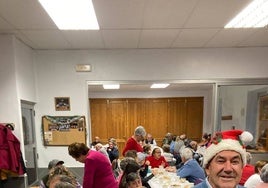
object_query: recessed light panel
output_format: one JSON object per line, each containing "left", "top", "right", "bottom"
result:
{"left": 103, "top": 84, "right": 120, "bottom": 89}
{"left": 39, "top": 0, "right": 99, "bottom": 30}
{"left": 225, "top": 0, "right": 268, "bottom": 28}
{"left": 150, "top": 83, "right": 170, "bottom": 89}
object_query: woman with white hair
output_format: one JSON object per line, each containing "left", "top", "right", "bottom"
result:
{"left": 176, "top": 147, "right": 205, "bottom": 185}
{"left": 244, "top": 160, "right": 268, "bottom": 188}
{"left": 122, "top": 126, "right": 146, "bottom": 156}
{"left": 256, "top": 163, "right": 268, "bottom": 188}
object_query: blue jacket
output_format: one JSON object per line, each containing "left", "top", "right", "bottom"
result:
{"left": 194, "top": 179, "right": 246, "bottom": 188}
{"left": 177, "top": 159, "right": 205, "bottom": 185}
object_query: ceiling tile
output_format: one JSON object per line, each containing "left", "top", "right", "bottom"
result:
{"left": 139, "top": 29, "right": 180, "bottom": 48}
{"left": 102, "top": 30, "right": 140, "bottom": 48}
{"left": 93, "top": 0, "right": 145, "bottom": 29}
{"left": 0, "top": 16, "right": 14, "bottom": 30}
{"left": 0, "top": 0, "right": 56, "bottom": 29}
{"left": 14, "top": 31, "right": 39, "bottom": 49}
{"left": 142, "top": 0, "right": 198, "bottom": 28}
{"left": 21, "top": 30, "right": 71, "bottom": 49}
{"left": 206, "top": 28, "right": 257, "bottom": 47}
{"left": 0, "top": 0, "right": 267, "bottom": 50}
{"left": 173, "top": 28, "right": 219, "bottom": 48}
{"left": 185, "top": 0, "right": 252, "bottom": 28}
{"left": 62, "top": 30, "right": 104, "bottom": 49}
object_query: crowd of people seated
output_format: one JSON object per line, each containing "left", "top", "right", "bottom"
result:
{"left": 40, "top": 126, "right": 268, "bottom": 188}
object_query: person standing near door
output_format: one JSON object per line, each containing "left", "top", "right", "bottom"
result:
{"left": 122, "top": 126, "right": 146, "bottom": 156}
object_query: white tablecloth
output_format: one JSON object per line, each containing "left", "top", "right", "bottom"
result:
{"left": 148, "top": 173, "right": 194, "bottom": 188}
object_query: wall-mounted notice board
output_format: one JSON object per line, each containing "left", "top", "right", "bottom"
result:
{"left": 42, "top": 115, "right": 86, "bottom": 146}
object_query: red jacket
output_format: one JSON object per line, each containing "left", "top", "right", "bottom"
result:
{"left": 122, "top": 137, "right": 143, "bottom": 156}
{"left": 146, "top": 155, "right": 169, "bottom": 168}
{"left": 239, "top": 164, "right": 255, "bottom": 185}
{"left": 0, "top": 124, "right": 25, "bottom": 180}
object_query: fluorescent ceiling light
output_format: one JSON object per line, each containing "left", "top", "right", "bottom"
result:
{"left": 150, "top": 83, "right": 170, "bottom": 89}
{"left": 225, "top": 0, "right": 268, "bottom": 28}
{"left": 38, "top": 0, "right": 99, "bottom": 30}
{"left": 103, "top": 84, "right": 120, "bottom": 89}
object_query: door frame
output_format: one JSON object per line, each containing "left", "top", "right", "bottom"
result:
{"left": 21, "top": 100, "right": 39, "bottom": 186}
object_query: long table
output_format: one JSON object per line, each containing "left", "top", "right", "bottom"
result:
{"left": 148, "top": 172, "right": 194, "bottom": 188}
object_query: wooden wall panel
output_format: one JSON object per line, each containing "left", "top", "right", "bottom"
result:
{"left": 89, "top": 97, "right": 203, "bottom": 155}
{"left": 186, "top": 97, "right": 203, "bottom": 142}
{"left": 89, "top": 99, "right": 108, "bottom": 142}
{"left": 146, "top": 99, "right": 168, "bottom": 143}
{"left": 108, "top": 99, "right": 127, "bottom": 154}
{"left": 127, "top": 99, "right": 146, "bottom": 137}
{"left": 168, "top": 98, "right": 186, "bottom": 137}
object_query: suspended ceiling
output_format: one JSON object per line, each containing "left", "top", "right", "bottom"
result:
{"left": 0, "top": 0, "right": 268, "bottom": 50}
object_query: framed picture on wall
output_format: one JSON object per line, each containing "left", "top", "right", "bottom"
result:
{"left": 55, "top": 97, "right": 70, "bottom": 111}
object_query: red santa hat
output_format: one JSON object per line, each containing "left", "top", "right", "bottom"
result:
{"left": 203, "top": 129, "right": 253, "bottom": 168}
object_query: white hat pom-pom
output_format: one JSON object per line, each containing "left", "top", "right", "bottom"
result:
{"left": 240, "top": 131, "right": 253, "bottom": 143}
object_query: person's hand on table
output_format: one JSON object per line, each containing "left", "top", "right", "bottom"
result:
{"left": 165, "top": 166, "right": 176, "bottom": 172}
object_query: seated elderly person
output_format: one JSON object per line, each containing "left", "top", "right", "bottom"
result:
{"left": 49, "top": 175, "right": 77, "bottom": 188}
{"left": 146, "top": 147, "right": 169, "bottom": 168}
{"left": 245, "top": 160, "right": 268, "bottom": 188}
{"left": 47, "top": 166, "right": 82, "bottom": 188}
{"left": 162, "top": 144, "right": 176, "bottom": 166}
{"left": 90, "top": 136, "right": 101, "bottom": 148}
{"left": 176, "top": 147, "right": 205, "bottom": 185}
{"left": 40, "top": 159, "right": 64, "bottom": 188}
{"left": 256, "top": 163, "right": 268, "bottom": 188}
{"left": 239, "top": 152, "right": 254, "bottom": 185}
{"left": 95, "top": 143, "right": 110, "bottom": 160}
{"left": 145, "top": 133, "right": 157, "bottom": 147}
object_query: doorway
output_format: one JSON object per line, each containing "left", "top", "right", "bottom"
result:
{"left": 21, "top": 101, "right": 39, "bottom": 186}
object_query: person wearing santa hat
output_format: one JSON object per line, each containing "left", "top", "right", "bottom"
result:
{"left": 194, "top": 129, "right": 253, "bottom": 188}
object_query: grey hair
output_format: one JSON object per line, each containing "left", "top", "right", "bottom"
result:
{"left": 246, "top": 152, "right": 252, "bottom": 164}
{"left": 53, "top": 181, "right": 76, "bottom": 188}
{"left": 180, "top": 147, "right": 193, "bottom": 160}
{"left": 260, "top": 163, "right": 268, "bottom": 183}
{"left": 134, "top": 125, "right": 146, "bottom": 137}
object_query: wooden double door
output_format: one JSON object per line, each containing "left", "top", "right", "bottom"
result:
{"left": 89, "top": 97, "right": 203, "bottom": 157}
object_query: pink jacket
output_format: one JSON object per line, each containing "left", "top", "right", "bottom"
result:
{"left": 83, "top": 150, "right": 118, "bottom": 188}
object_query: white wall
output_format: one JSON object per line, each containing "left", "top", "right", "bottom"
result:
{"left": 34, "top": 48, "right": 268, "bottom": 167}
{"left": 0, "top": 35, "right": 36, "bottom": 157}
{"left": 14, "top": 38, "right": 37, "bottom": 102}
{"left": 2, "top": 35, "right": 268, "bottom": 169}
{"left": 0, "top": 35, "right": 22, "bottom": 139}
{"left": 220, "top": 85, "right": 268, "bottom": 131}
